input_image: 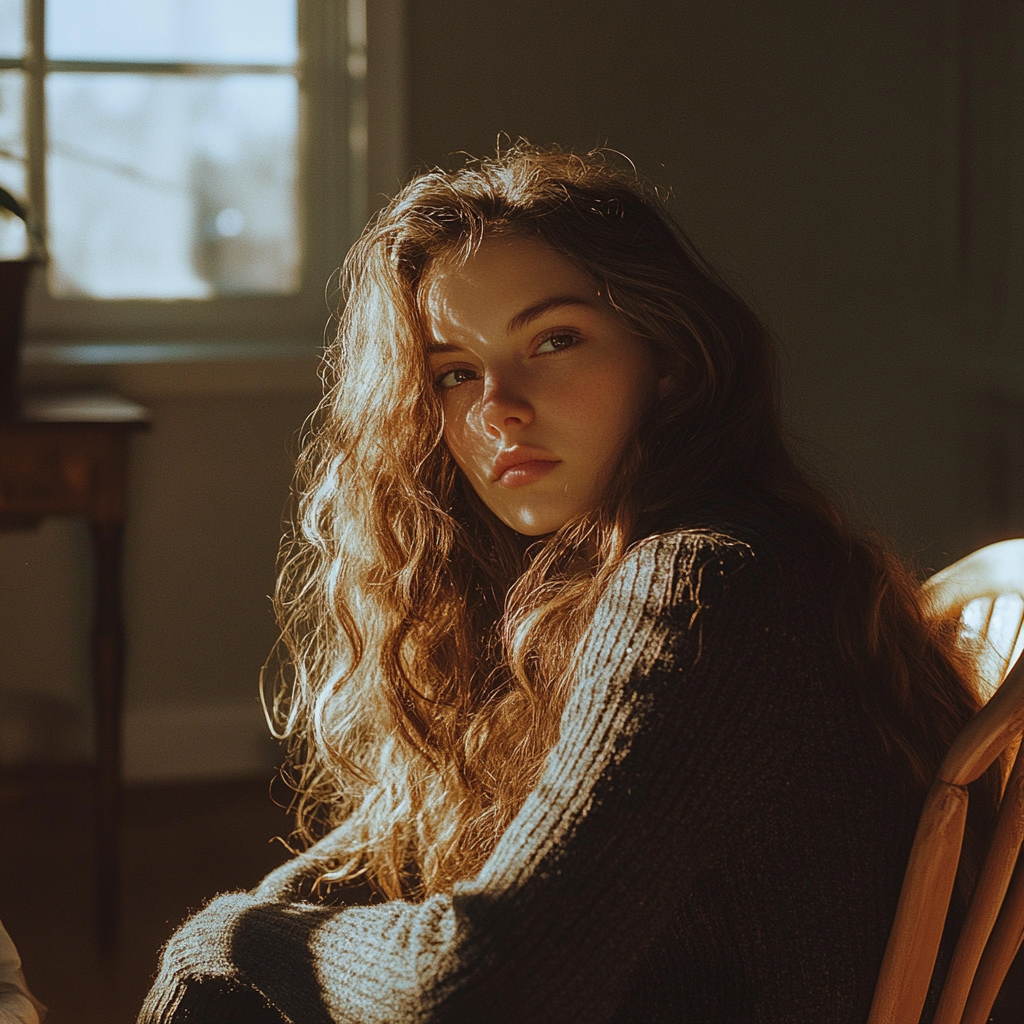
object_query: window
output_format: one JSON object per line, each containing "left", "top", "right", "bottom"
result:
{"left": 0, "top": 0, "right": 379, "bottom": 346}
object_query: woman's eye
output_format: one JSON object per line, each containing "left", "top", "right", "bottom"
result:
{"left": 435, "top": 367, "right": 478, "bottom": 389}
{"left": 535, "top": 332, "right": 580, "bottom": 354}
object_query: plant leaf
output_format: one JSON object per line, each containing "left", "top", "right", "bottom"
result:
{"left": 0, "top": 185, "right": 28, "bottom": 222}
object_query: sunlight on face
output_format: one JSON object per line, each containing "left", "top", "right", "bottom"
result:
{"left": 423, "top": 236, "right": 658, "bottom": 535}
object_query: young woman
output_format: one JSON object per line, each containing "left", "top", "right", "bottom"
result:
{"left": 140, "top": 145, "right": 996, "bottom": 1023}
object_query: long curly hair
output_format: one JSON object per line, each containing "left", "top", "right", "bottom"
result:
{"left": 265, "top": 144, "right": 995, "bottom": 903}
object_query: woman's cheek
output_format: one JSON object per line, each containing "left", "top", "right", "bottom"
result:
{"left": 443, "top": 415, "right": 489, "bottom": 484}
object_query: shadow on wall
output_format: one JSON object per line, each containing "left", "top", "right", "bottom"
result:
{"left": 967, "top": 398, "right": 1024, "bottom": 549}
{"left": 0, "top": 688, "right": 88, "bottom": 765}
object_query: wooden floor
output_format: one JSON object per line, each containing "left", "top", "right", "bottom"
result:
{"left": 0, "top": 769, "right": 292, "bottom": 1024}
{"left": 0, "top": 767, "right": 1021, "bottom": 1023}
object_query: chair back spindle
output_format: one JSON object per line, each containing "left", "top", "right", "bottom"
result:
{"left": 868, "top": 539, "right": 1024, "bottom": 1024}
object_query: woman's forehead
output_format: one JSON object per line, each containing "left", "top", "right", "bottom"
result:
{"left": 421, "top": 237, "right": 600, "bottom": 340}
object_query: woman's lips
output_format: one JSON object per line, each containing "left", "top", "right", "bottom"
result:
{"left": 497, "top": 459, "right": 560, "bottom": 488}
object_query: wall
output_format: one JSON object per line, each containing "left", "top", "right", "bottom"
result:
{"left": 1, "top": 0, "right": 985, "bottom": 781}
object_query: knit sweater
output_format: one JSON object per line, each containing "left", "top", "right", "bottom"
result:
{"left": 139, "top": 521, "right": 922, "bottom": 1023}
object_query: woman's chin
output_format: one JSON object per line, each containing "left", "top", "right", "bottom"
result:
{"left": 500, "top": 509, "right": 569, "bottom": 537}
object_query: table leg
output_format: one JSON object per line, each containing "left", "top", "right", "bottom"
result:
{"left": 91, "top": 519, "right": 124, "bottom": 954}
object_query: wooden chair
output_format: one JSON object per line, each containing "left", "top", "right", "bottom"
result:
{"left": 868, "top": 538, "right": 1024, "bottom": 1024}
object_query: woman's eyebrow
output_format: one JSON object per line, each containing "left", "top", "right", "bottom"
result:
{"left": 426, "top": 295, "right": 596, "bottom": 354}
{"left": 506, "top": 295, "right": 594, "bottom": 334}
{"left": 426, "top": 341, "right": 463, "bottom": 355}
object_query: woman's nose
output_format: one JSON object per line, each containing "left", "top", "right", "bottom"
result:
{"left": 480, "top": 371, "right": 535, "bottom": 436}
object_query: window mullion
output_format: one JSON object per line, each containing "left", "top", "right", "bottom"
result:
{"left": 23, "top": 0, "right": 45, "bottom": 253}
{"left": 346, "top": 0, "right": 367, "bottom": 242}
{"left": 297, "top": 0, "right": 352, "bottom": 298}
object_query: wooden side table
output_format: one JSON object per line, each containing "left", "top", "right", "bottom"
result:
{"left": 0, "top": 392, "right": 148, "bottom": 952}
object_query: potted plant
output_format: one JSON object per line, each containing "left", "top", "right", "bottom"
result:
{"left": 0, "top": 185, "right": 45, "bottom": 420}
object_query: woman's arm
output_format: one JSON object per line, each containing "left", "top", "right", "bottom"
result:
{"left": 140, "top": 530, "right": 805, "bottom": 1024}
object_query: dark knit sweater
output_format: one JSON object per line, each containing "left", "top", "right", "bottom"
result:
{"left": 139, "top": 522, "right": 922, "bottom": 1023}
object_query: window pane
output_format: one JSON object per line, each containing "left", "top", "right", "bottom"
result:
{"left": 47, "top": 73, "right": 299, "bottom": 299}
{"left": 0, "top": 0, "right": 23, "bottom": 58}
{"left": 48, "top": 0, "right": 296, "bottom": 63}
{"left": 0, "top": 69, "right": 26, "bottom": 258}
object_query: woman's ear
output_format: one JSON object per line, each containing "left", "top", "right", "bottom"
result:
{"left": 656, "top": 374, "right": 675, "bottom": 399}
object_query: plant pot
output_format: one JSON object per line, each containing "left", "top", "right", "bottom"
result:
{"left": 0, "top": 259, "right": 35, "bottom": 420}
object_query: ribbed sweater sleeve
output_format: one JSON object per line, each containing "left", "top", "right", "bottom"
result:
{"left": 137, "top": 528, "right": 877, "bottom": 1023}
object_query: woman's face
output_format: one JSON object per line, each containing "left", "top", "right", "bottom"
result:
{"left": 423, "top": 236, "right": 659, "bottom": 536}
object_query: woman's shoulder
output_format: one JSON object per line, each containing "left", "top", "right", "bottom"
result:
{"left": 617, "top": 525, "right": 753, "bottom": 604}
{"left": 584, "top": 512, "right": 839, "bottom": 706}
{"left": 610, "top": 506, "right": 828, "bottom": 623}
{"left": 591, "top": 529, "right": 758, "bottom": 648}
{"left": 622, "top": 503, "right": 799, "bottom": 581}
{"left": 626, "top": 524, "right": 756, "bottom": 572}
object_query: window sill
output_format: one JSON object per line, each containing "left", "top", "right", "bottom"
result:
{"left": 20, "top": 339, "right": 324, "bottom": 398}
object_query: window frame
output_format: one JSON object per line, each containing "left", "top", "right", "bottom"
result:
{"left": 3, "top": 0, "right": 402, "bottom": 350}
